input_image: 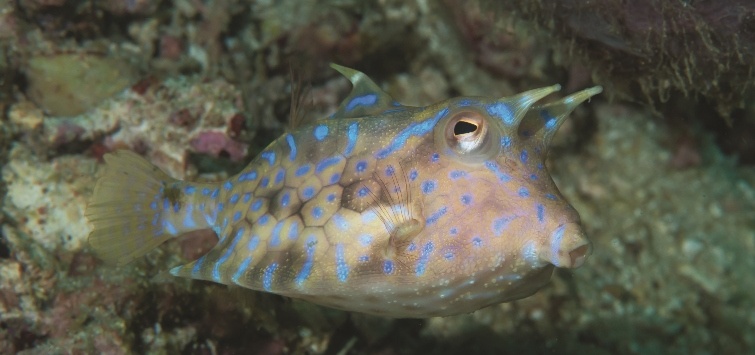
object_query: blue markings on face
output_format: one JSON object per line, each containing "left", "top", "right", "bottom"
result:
{"left": 230, "top": 194, "right": 239, "bottom": 204}
{"left": 238, "top": 170, "right": 258, "bottom": 182}
{"left": 223, "top": 181, "right": 233, "bottom": 191}
{"left": 260, "top": 177, "right": 270, "bottom": 188}
{"left": 357, "top": 186, "right": 370, "bottom": 198}
{"left": 409, "top": 169, "right": 418, "bottom": 181}
{"left": 335, "top": 244, "right": 349, "bottom": 282}
{"left": 449, "top": 227, "right": 458, "bottom": 236}
{"left": 537, "top": 204, "right": 545, "bottom": 223}
{"left": 358, "top": 255, "right": 369, "bottom": 263}
{"left": 444, "top": 252, "right": 455, "bottom": 260}
{"left": 383, "top": 260, "right": 394, "bottom": 274}
{"left": 550, "top": 224, "right": 566, "bottom": 265}
{"left": 280, "top": 192, "right": 290, "bottom": 207}
{"left": 431, "top": 153, "right": 440, "bottom": 163}
{"left": 518, "top": 187, "right": 530, "bottom": 197}
{"left": 421, "top": 180, "right": 437, "bottom": 195}
{"left": 231, "top": 257, "right": 252, "bottom": 284}
{"left": 314, "top": 125, "right": 329, "bottom": 141}
{"left": 449, "top": 170, "right": 466, "bottom": 180}
{"left": 233, "top": 211, "right": 242, "bottom": 222}
{"left": 260, "top": 151, "right": 276, "bottom": 166}
{"left": 251, "top": 198, "right": 263, "bottom": 212}
{"left": 275, "top": 170, "right": 285, "bottom": 185}
{"left": 185, "top": 185, "right": 196, "bottom": 195}
{"left": 344, "top": 122, "right": 359, "bottom": 156}
{"left": 486, "top": 102, "right": 514, "bottom": 125}
{"left": 295, "top": 236, "right": 317, "bottom": 286}
{"left": 472, "top": 236, "right": 483, "bottom": 248}
{"left": 302, "top": 186, "right": 315, "bottom": 200}
{"left": 492, "top": 216, "right": 514, "bottom": 237}
{"left": 346, "top": 93, "right": 378, "bottom": 111}
{"left": 312, "top": 206, "right": 323, "bottom": 219}
{"left": 295, "top": 165, "right": 310, "bottom": 177}
{"left": 263, "top": 262, "right": 278, "bottom": 291}
{"left": 461, "top": 194, "right": 472, "bottom": 205}
{"left": 415, "top": 241, "right": 434, "bottom": 276}
{"left": 385, "top": 165, "right": 395, "bottom": 176}
{"left": 426, "top": 206, "right": 448, "bottom": 225}
{"left": 545, "top": 193, "right": 557, "bottom": 201}
{"left": 484, "top": 160, "right": 511, "bottom": 183}
{"left": 407, "top": 242, "right": 417, "bottom": 252}
{"left": 376, "top": 108, "right": 448, "bottom": 159}
{"left": 286, "top": 134, "right": 297, "bottom": 161}
{"left": 501, "top": 136, "right": 512, "bottom": 149}
{"left": 316, "top": 156, "right": 342, "bottom": 173}
{"left": 355, "top": 160, "right": 368, "bottom": 173}
{"left": 530, "top": 174, "right": 538, "bottom": 180}
{"left": 520, "top": 150, "right": 528, "bottom": 164}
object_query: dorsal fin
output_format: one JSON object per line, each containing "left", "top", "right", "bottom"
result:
{"left": 329, "top": 64, "right": 408, "bottom": 119}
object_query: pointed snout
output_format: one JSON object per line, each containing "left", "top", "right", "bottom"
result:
{"left": 544, "top": 223, "right": 591, "bottom": 268}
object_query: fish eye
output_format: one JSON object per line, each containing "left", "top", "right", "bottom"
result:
{"left": 446, "top": 112, "right": 487, "bottom": 154}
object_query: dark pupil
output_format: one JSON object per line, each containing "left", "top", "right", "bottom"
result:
{"left": 454, "top": 121, "right": 478, "bottom": 135}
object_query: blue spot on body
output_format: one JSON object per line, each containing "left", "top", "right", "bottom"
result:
{"left": 270, "top": 223, "right": 283, "bottom": 247}
{"left": 415, "top": 242, "right": 434, "bottom": 276}
{"left": 344, "top": 122, "right": 359, "bottom": 156}
{"left": 486, "top": 102, "right": 514, "bottom": 125}
{"left": 150, "top": 201, "right": 158, "bottom": 210}
{"left": 238, "top": 170, "right": 258, "bottom": 182}
{"left": 230, "top": 194, "right": 239, "bottom": 204}
{"left": 247, "top": 235, "right": 260, "bottom": 251}
{"left": 484, "top": 160, "right": 511, "bottom": 182}
{"left": 545, "top": 193, "right": 558, "bottom": 201}
{"left": 312, "top": 206, "right": 323, "bottom": 219}
{"left": 233, "top": 211, "right": 242, "bottom": 222}
{"left": 314, "top": 125, "right": 329, "bottom": 141}
{"left": 183, "top": 206, "right": 196, "bottom": 228}
{"left": 263, "top": 263, "right": 277, "bottom": 291}
{"left": 335, "top": 244, "right": 349, "bottom": 282}
{"left": 431, "top": 153, "right": 440, "bottom": 162}
{"left": 258, "top": 215, "right": 269, "bottom": 225}
{"left": 164, "top": 220, "right": 178, "bottom": 235}
{"left": 327, "top": 193, "right": 337, "bottom": 203}
{"left": 359, "top": 234, "right": 373, "bottom": 246}
{"left": 383, "top": 260, "right": 394, "bottom": 274}
{"left": 286, "top": 134, "right": 297, "bottom": 161}
{"left": 332, "top": 213, "right": 348, "bottom": 230}
{"left": 217, "top": 203, "right": 224, "bottom": 212}
{"left": 223, "top": 181, "right": 233, "bottom": 191}
{"left": 185, "top": 185, "right": 196, "bottom": 195}
{"left": 357, "top": 186, "right": 369, "bottom": 198}
{"left": 275, "top": 170, "right": 285, "bottom": 185}
{"left": 295, "top": 165, "right": 310, "bottom": 177}
{"left": 409, "top": 169, "right": 418, "bottom": 181}
{"left": 232, "top": 257, "right": 252, "bottom": 284}
{"left": 330, "top": 173, "right": 340, "bottom": 184}
{"left": 295, "top": 236, "right": 317, "bottom": 285}
{"left": 537, "top": 204, "right": 545, "bottom": 223}
{"left": 355, "top": 160, "right": 368, "bottom": 173}
{"left": 346, "top": 93, "right": 378, "bottom": 111}
{"left": 376, "top": 108, "right": 448, "bottom": 159}
{"left": 426, "top": 206, "right": 447, "bottom": 225}
{"left": 518, "top": 187, "right": 530, "bottom": 197}
{"left": 251, "top": 199, "right": 263, "bottom": 212}
{"left": 302, "top": 186, "right": 315, "bottom": 200}
{"left": 316, "top": 156, "right": 341, "bottom": 173}
{"left": 385, "top": 165, "right": 395, "bottom": 176}
{"left": 550, "top": 225, "right": 566, "bottom": 265}
{"left": 472, "top": 236, "right": 483, "bottom": 248}
{"left": 213, "top": 229, "right": 245, "bottom": 281}
{"left": 450, "top": 227, "right": 458, "bottom": 235}
{"left": 191, "top": 256, "right": 205, "bottom": 276}
{"left": 520, "top": 150, "right": 528, "bottom": 164}
{"left": 492, "top": 216, "right": 514, "bottom": 237}
{"left": 288, "top": 221, "right": 299, "bottom": 240}
{"left": 530, "top": 174, "right": 538, "bottom": 180}
{"left": 173, "top": 202, "right": 180, "bottom": 213}
{"left": 260, "top": 177, "right": 269, "bottom": 188}
{"left": 444, "top": 252, "right": 455, "bottom": 260}
{"left": 202, "top": 188, "right": 211, "bottom": 196}
{"left": 421, "top": 180, "right": 437, "bottom": 195}
{"left": 211, "top": 188, "right": 219, "bottom": 199}
{"left": 260, "top": 151, "right": 276, "bottom": 166}
{"left": 280, "top": 192, "right": 290, "bottom": 207}
{"left": 407, "top": 243, "right": 417, "bottom": 252}
{"left": 243, "top": 193, "right": 251, "bottom": 203}
{"left": 449, "top": 170, "right": 466, "bottom": 180}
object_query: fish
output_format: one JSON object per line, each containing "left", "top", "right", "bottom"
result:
{"left": 86, "top": 64, "right": 601, "bottom": 318}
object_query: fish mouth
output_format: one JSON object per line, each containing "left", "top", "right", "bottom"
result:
{"left": 544, "top": 223, "right": 592, "bottom": 268}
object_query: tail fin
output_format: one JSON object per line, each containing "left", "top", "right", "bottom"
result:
{"left": 86, "top": 150, "right": 209, "bottom": 265}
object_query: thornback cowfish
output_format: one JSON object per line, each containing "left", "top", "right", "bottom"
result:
{"left": 86, "top": 64, "right": 600, "bottom": 318}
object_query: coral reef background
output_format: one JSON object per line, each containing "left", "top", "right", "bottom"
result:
{"left": 1, "top": 0, "right": 754, "bottom": 354}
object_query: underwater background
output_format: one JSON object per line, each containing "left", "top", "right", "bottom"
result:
{"left": 1, "top": 0, "right": 754, "bottom": 354}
